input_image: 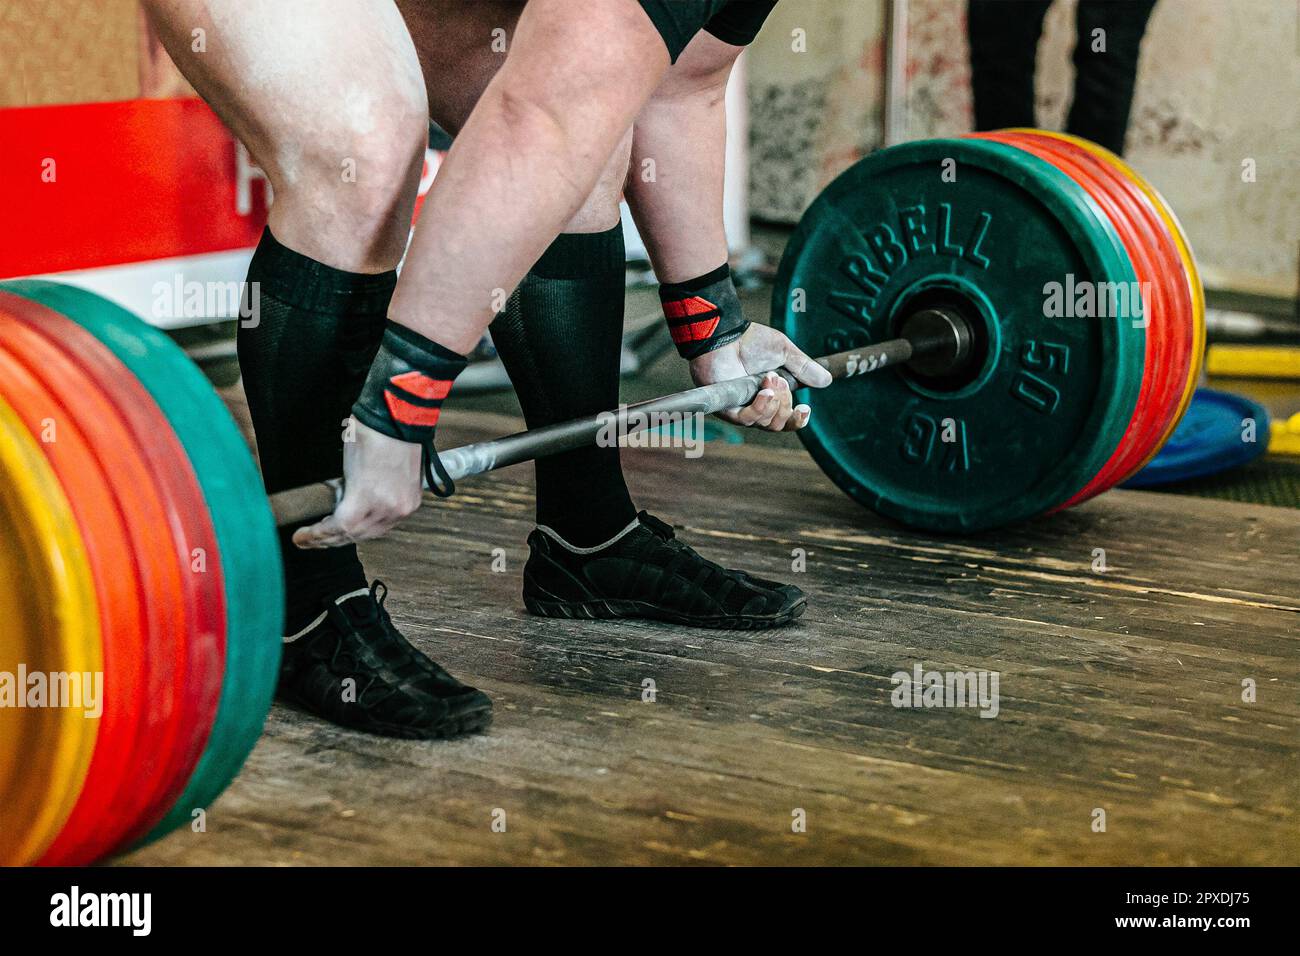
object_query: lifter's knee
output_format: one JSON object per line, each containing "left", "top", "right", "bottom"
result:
{"left": 562, "top": 128, "right": 633, "bottom": 234}
{"left": 265, "top": 87, "right": 429, "bottom": 272}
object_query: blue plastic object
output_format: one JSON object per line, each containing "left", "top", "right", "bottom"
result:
{"left": 1123, "top": 389, "right": 1270, "bottom": 488}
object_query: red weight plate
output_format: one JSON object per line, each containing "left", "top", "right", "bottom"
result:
{"left": 970, "top": 132, "right": 1168, "bottom": 504}
{"left": 989, "top": 132, "right": 1172, "bottom": 501}
{"left": 0, "top": 340, "right": 144, "bottom": 862}
{"left": 0, "top": 299, "right": 225, "bottom": 862}
{"left": 15, "top": 306, "right": 228, "bottom": 852}
{"left": 1049, "top": 137, "right": 1194, "bottom": 481}
{"left": 1020, "top": 130, "right": 1202, "bottom": 471}
{"left": 1, "top": 299, "right": 226, "bottom": 859}
{"left": 1005, "top": 132, "right": 1193, "bottom": 494}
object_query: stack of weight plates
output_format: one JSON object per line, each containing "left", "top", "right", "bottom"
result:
{"left": 0, "top": 281, "right": 281, "bottom": 865}
{"left": 772, "top": 131, "right": 1205, "bottom": 532}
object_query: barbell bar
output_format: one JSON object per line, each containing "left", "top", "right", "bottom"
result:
{"left": 266, "top": 307, "right": 976, "bottom": 527}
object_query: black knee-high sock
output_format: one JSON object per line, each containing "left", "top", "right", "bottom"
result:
{"left": 490, "top": 225, "right": 636, "bottom": 547}
{"left": 239, "top": 227, "right": 392, "bottom": 631}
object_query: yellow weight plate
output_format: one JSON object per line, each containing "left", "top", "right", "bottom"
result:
{"left": 1012, "top": 129, "right": 1206, "bottom": 465}
{"left": 0, "top": 396, "right": 101, "bottom": 865}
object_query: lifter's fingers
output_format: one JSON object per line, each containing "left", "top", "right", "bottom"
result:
{"left": 782, "top": 339, "right": 833, "bottom": 388}
{"left": 754, "top": 375, "right": 791, "bottom": 430}
{"left": 783, "top": 403, "right": 812, "bottom": 431}
{"left": 732, "top": 385, "right": 777, "bottom": 427}
{"left": 766, "top": 404, "right": 794, "bottom": 432}
{"left": 293, "top": 514, "right": 359, "bottom": 550}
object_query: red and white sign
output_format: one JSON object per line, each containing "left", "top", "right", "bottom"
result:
{"left": 1, "top": 98, "right": 269, "bottom": 276}
{"left": 0, "top": 97, "right": 448, "bottom": 328}
{"left": 0, "top": 71, "right": 750, "bottom": 329}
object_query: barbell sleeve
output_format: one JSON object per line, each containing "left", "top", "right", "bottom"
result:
{"left": 266, "top": 315, "right": 970, "bottom": 529}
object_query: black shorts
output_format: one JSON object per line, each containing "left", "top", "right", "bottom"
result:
{"left": 637, "top": 0, "right": 779, "bottom": 62}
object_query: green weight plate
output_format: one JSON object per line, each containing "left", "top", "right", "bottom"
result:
{"left": 771, "top": 138, "right": 1144, "bottom": 532}
{"left": 0, "top": 280, "right": 282, "bottom": 842}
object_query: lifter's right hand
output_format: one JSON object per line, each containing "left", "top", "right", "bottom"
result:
{"left": 293, "top": 417, "right": 425, "bottom": 549}
{"left": 689, "top": 323, "right": 832, "bottom": 431}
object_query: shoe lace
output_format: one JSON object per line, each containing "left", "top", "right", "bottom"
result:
{"left": 637, "top": 514, "right": 747, "bottom": 591}
{"left": 638, "top": 512, "right": 676, "bottom": 541}
{"left": 324, "top": 580, "right": 430, "bottom": 684}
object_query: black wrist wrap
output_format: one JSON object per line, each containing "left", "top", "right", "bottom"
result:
{"left": 659, "top": 264, "right": 750, "bottom": 359}
{"left": 352, "top": 321, "right": 467, "bottom": 496}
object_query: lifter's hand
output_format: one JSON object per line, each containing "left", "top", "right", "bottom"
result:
{"left": 689, "top": 324, "right": 833, "bottom": 431}
{"left": 293, "top": 418, "right": 424, "bottom": 549}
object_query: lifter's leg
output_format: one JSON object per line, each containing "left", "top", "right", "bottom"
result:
{"left": 142, "top": 0, "right": 490, "bottom": 738}
{"left": 402, "top": 1, "right": 637, "bottom": 546}
{"left": 144, "top": 0, "right": 425, "bottom": 626}
{"left": 400, "top": 6, "right": 804, "bottom": 629}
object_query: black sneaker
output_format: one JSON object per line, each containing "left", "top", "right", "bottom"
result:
{"left": 277, "top": 581, "right": 492, "bottom": 740}
{"left": 522, "top": 512, "right": 806, "bottom": 630}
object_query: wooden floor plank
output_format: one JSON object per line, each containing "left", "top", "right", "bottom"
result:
{"left": 122, "top": 412, "right": 1299, "bottom": 866}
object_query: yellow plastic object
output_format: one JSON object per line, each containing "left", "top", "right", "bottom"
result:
{"left": 1015, "top": 129, "right": 1207, "bottom": 468}
{"left": 1206, "top": 345, "right": 1300, "bottom": 380}
{"left": 0, "top": 396, "right": 101, "bottom": 865}
{"left": 1269, "top": 412, "right": 1300, "bottom": 455}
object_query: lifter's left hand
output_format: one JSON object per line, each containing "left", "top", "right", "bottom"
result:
{"left": 292, "top": 418, "right": 425, "bottom": 549}
{"left": 689, "top": 324, "right": 832, "bottom": 431}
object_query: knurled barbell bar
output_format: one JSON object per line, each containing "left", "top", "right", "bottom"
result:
{"left": 266, "top": 306, "right": 975, "bottom": 527}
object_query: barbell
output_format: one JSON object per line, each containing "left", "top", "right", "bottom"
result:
{"left": 273, "top": 131, "right": 1203, "bottom": 533}
{"left": 266, "top": 306, "right": 974, "bottom": 526}
{"left": 0, "top": 130, "right": 1203, "bottom": 864}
